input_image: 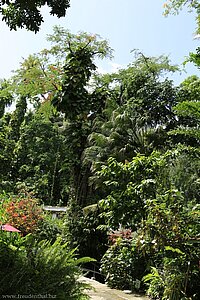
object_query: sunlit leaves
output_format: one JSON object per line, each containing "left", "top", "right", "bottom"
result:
{"left": 0, "top": 0, "right": 70, "bottom": 32}
{"left": 46, "top": 25, "right": 113, "bottom": 61}
{"left": 163, "top": 0, "right": 200, "bottom": 34}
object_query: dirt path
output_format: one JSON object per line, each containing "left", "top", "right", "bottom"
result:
{"left": 81, "top": 277, "right": 148, "bottom": 300}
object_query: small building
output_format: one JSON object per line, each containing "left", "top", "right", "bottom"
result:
{"left": 43, "top": 206, "right": 67, "bottom": 219}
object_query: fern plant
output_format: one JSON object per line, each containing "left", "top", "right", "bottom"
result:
{"left": 0, "top": 234, "right": 93, "bottom": 299}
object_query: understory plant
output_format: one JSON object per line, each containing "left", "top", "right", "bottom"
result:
{"left": 143, "top": 252, "right": 200, "bottom": 300}
{"left": 0, "top": 233, "right": 92, "bottom": 299}
{"left": 63, "top": 199, "right": 108, "bottom": 262}
{"left": 62, "top": 199, "right": 108, "bottom": 282}
{"left": 34, "top": 213, "right": 63, "bottom": 243}
{"left": 140, "top": 191, "right": 200, "bottom": 300}
{"left": 100, "top": 236, "right": 146, "bottom": 291}
{"left": 0, "top": 191, "right": 43, "bottom": 235}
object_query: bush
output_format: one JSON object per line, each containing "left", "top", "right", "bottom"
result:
{"left": 62, "top": 200, "right": 108, "bottom": 282}
{"left": 143, "top": 246, "right": 200, "bottom": 300}
{"left": 63, "top": 200, "right": 108, "bottom": 262}
{"left": 0, "top": 234, "right": 91, "bottom": 299}
{"left": 0, "top": 191, "right": 43, "bottom": 235}
{"left": 143, "top": 267, "right": 165, "bottom": 299}
{"left": 100, "top": 237, "right": 146, "bottom": 291}
{"left": 139, "top": 191, "right": 200, "bottom": 300}
{"left": 34, "top": 213, "right": 63, "bottom": 243}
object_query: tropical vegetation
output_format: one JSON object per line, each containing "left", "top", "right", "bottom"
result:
{"left": 0, "top": 2, "right": 200, "bottom": 299}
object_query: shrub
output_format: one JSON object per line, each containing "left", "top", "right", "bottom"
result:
{"left": 142, "top": 245, "right": 200, "bottom": 300}
{"left": 139, "top": 191, "right": 200, "bottom": 300}
{"left": 0, "top": 234, "right": 91, "bottom": 299}
{"left": 100, "top": 237, "right": 146, "bottom": 291}
{"left": 62, "top": 200, "right": 108, "bottom": 282}
{"left": 143, "top": 256, "right": 197, "bottom": 300}
{"left": 34, "top": 213, "right": 63, "bottom": 243}
{"left": 143, "top": 267, "right": 165, "bottom": 299}
{"left": 63, "top": 200, "right": 107, "bottom": 262}
{"left": 1, "top": 191, "right": 43, "bottom": 235}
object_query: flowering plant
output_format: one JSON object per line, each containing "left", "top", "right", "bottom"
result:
{"left": 1, "top": 191, "right": 43, "bottom": 235}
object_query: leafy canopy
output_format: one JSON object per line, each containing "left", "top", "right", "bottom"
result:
{"left": 163, "top": 0, "right": 200, "bottom": 34}
{"left": 0, "top": 0, "right": 70, "bottom": 32}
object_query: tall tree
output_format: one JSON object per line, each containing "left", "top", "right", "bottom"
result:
{"left": 85, "top": 54, "right": 179, "bottom": 168}
{"left": 169, "top": 75, "right": 200, "bottom": 146}
{"left": 0, "top": 79, "right": 13, "bottom": 118}
{"left": 0, "top": 27, "right": 112, "bottom": 206}
{"left": 0, "top": 96, "right": 27, "bottom": 191}
{"left": 51, "top": 29, "right": 112, "bottom": 206}
{"left": 15, "top": 105, "right": 68, "bottom": 204}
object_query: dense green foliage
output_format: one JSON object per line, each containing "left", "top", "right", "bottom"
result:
{"left": 63, "top": 200, "right": 107, "bottom": 260}
{"left": 0, "top": 0, "right": 70, "bottom": 32}
{"left": 101, "top": 236, "right": 146, "bottom": 291}
{"left": 97, "top": 147, "right": 200, "bottom": 297}
{"left": 0, "top": 192, "right": 91, "bottom": 298}
{"left": 0, "top": 25, "right": 199, "bottom": 299}
{"left": 0, "top": 233, "right": 90, "bottom": 299}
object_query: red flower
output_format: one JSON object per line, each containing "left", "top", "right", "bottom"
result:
{"left": 12, "top": 213, "right": 19, "bottom": 217}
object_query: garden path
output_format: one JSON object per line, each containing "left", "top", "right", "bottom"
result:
{"left": 81, "top": 277, "right": 148, "bottom": 300}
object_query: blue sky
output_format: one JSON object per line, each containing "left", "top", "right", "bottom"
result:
{"left": 0, "top": 0, "right": 199, "bottom": 84}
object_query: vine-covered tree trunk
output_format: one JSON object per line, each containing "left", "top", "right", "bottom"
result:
{"left": 52, "top": 33, "right": 112, "bottom": 206}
